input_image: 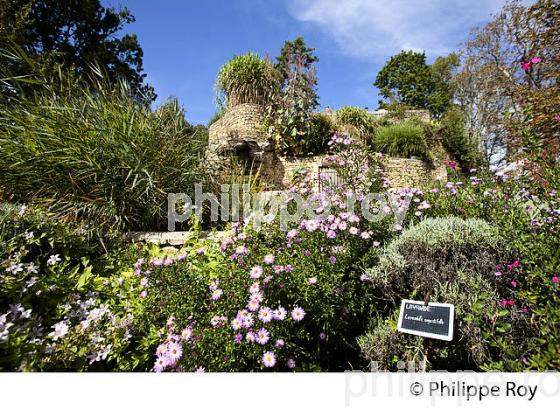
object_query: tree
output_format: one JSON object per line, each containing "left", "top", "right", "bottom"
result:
{"left": 266, "top": 37, "right": 321, "bottom": 155}
{"left": 429, "top": 53, "right": 460, "bottom": 118}
{"left": 457, "top": 0, "right": 559, "bottom": 165}
{"left": 275, "top": 37, "right": 319, "bottom": 110}
{"left": 0, "top": 0, "right": 154, "bottom": 103}
{"left": 374, "top": 51, "right": 434, "bottom": 112}
{"left": 374, "top": 50, "right": 458, "bottom": 118}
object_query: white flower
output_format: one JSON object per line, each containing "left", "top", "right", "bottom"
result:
{"left": 26, "top": 263, "right": 38, "bottom": 274}
{"left": 6, "top": 263, "right": 23, "bottom": 275}
{"left": 47, "top": 254, "right": 61, "bottom": 266}
{"left": 49, "top": 321, "right": 69, "bottom": 341}
{"left": 24, "top": 231, "right": 34, "bottom": 240}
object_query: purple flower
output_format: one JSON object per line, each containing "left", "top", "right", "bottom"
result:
{"left": 211, "top": 289, "right": 223, "bottom": 301}
{"left": 167, "top": 342, "right": 183, "bottom": 364}
{"left": 264, "top": 254, "right": 275, "bottom": 264}
{"left": 262, "top": 351, "right": 276, "bottom": 368}
{"left": 246, "top": 332, "right": 256, "bottom": 343}
{"left": 250, "top": 265, "right": 263, "bottom": 279}
{"left": 329, "top": 256, "right": 336, "bottom": 264}
{"left": 249, "top": 282, "right": 260, "bottom": 294}
{"left": 326, "top": 230, "right": 336, "bottom": 239}
{"left": 256, "top": 328, "right": 270, "bottom": 345}
{"left": 258, "top": 307, "right": 273, "bottom": 323}
{"left": 287, "top": 358, "right": 296, "bottom": 369}
{"left": 231, "top": 317, "right": 243, "bottom": 330}
{"left": 234, "top": 333, "right": 243, "bottom": 343}
{"left": 291, "top": 307, "right": 305, "bottom": 322}
{"left": 275, "top": 339, "right": 285, "bottom": 349}
{"left": 273, "top": 307, "right": 287, "bottom": 321}
{"left": 308, "top": 277, "right": 318, "bottom": 285}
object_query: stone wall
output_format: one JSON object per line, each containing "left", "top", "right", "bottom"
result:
{"left": 383, "top": 158, "right": 447, "bottom": 189}
{"left": 207, "top": 103, "right": 447, "bottom": 190}
{"left": 208, "top": 103, "right": 268, "bottom": 153}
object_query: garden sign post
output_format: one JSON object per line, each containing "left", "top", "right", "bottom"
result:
{"left": 397, "top": 299, "right": 454, "bottom": 341}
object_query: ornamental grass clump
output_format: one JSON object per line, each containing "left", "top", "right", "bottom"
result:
{"left": 0, "top": 66, "right": 210, "bottom": 235}
{"left": 334, "top": 106, "right": 377, "bottom": 144}
{"left": 216, "top": 52, "right": 280, "bottom": 107}
{"left": 373, "top": 121, "right": 429, "bottom": 159}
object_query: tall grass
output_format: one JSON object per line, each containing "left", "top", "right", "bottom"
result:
{"left": 0, "top": 63, "right": 211, "bottom": 235}
{"left": 216, "top": 53, "right": 280, "bottom": 107}
{"left": 373, "top": 121, "right": 429, "bottom": 159}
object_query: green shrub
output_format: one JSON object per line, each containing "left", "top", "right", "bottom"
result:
{"left": 0, "top": 70, "right": 210, "bottom": 234}
{"left": 0, "top": 204, "right": 142, "bottom": 371}
{"left": 438, "top": 107, "right": 483, "bottom": 169}
{"left": 300, "top": 112, "right": 335, "bottom": 155}
{"left": 373, "top": 121, "right": 429, "bottom": 159}
{"left": 216, "top": 53, "right": 280, "bottom": 107}
{"left": 334, "top": 106, "right": 377, "bottom": 143}
{"left": 366, "top": 217, "right": 509, "bottom": 301}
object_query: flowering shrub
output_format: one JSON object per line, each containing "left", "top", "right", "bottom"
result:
{"left": 134, "top": 136, "right": 406, "bottom": 371}
{"left": 0, "top": 204, "right": 142, "bottom": 370}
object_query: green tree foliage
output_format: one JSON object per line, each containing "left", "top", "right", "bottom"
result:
{"left": 374, "top": 50, "right": 457, "bottom": 118}
{"left": 429, "top": 53, "right": 460, "bottom": 118}
{"left": 266, "top": 37, "right": 321, "bottom": 155}
{"left": 0, "top": 0, "right": 153, "bottom": 103}
{"left": 275, "top": 37, "right": 319, "bottom": 110}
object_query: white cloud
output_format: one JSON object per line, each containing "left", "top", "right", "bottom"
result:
{"left": 287, "top": 0, "right": 510, "bottom": 59}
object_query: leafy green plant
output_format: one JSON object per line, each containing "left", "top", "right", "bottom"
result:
{"left": 216, "top": 53, "right": 280, "bottom": 107}
{"left": 0, "top": 65, "right": 210, "bottom": 235}
{"left": 438, "top": 107, "right": 483, "bottom": 169}
{"left": 335, "top": 106, "right": 377, "bottom": 144}
{"left": 373, "top": 121, "right": 429, "bottom": 159}
{"left": 0, "top": 203, "right": 143, "bottom": 371}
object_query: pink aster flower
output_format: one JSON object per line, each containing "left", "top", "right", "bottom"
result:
{"left": 234, "top": 333, "right": 242, "bottom": 343}
{"left": 264, "top": 254, "right": 275, "bottom": 264}
{"left": 291, "top": 306, "right": 305, "bottom": 322}
{"left": 195, "top": 366, "right": 205, "bottom": 373}
{"left": 154, "top": 357, "right": 167, "bottom": 373}
{"left": 275, "top": 339, "right": 285, "bottom": 349}
{"left": 258, "top": 307, "right": 273, "bottom": 323}
{"left": 246, "top": 332, "right": 255, "bottom": 343}
{"left": 305, "top": 220, "right": 319, "bottom": 232}
{"left": 181, "top": 327, "right": 193, "bottom": 341}
{"left": 360, "top": 231, "right": 371, "bottom": 239}
{"left": 262, "top": 351, "right": 276, "bottom": 368}
{"left": 242, "top": 313, "right": 254, "bottom": 328}
{"left": 308, "top": 277, "right": 317, "bottom": 285}
{"left": 349, "top": 227, "right": 358, "bottom": 235}
{"left": 287, "top": 358, "right": 296, "bottom": 369}
{"left": 250, "top": 265, "right": 263, "bottom": 279}
{"left": 140, "top": 277, "right": 149, "bottom": 287}
{"left": 287, "top": 229, "right": 298, "bottom": 239}
{"left": 167, "top": 342, "right": 183, "bottom": 364}
{"left": 273, "top": 307, "right": 287, "bottom": 321}
{"left": 139, "top": 290, "right": 147, "bottom": 299}
{"left": 211, "top": 289, "right": 223, "bottom": 301}
{"left": 248, "top": 298, "right": 260, "bottom": 311}
{"left": 553, "top": 276, "right": 559, "bottom": 284}
{"left": 326, "top": 230, "right": 336, "bottom": 239}
{"left": 531, "top": 57, "right": 541, "bottom": 64}
{"left": 231, "top": 317, "right": 243, "bottom": 331}
{"left": 249, "top": 282, "right": 260, "bottom": 294}
{"left": 256, "top": 328, "right": 270, "bottom": 345}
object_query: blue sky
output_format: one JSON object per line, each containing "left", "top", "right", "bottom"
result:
{"left": 105, "top": 0, "right": 514, "bottom": 125}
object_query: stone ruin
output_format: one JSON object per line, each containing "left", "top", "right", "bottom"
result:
{"left": 207, "top": 103, "right": 448, "bottom": 190}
